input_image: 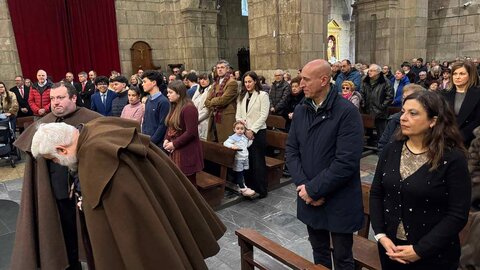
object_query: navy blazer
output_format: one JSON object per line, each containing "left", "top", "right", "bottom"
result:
{"left": 286, "top": 88, "right": 364, "bottom": 233}
{"left": 91, "top": 90, "right": 117, "bottom": 116}
{"left": 443, "top": 86, "right": 480, "bottom": 147}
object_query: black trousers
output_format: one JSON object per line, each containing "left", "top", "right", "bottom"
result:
{"left": 245, "top": 129, "right": 267, "bottom": 196}
{"left": 374, "top": 118, "right": 387, "bottom": 141}
{"left": 306, "top": 226, "right": 354, "bottom": 270}
{"left": 56, "top": 198, "right": 80, "bottom": 269}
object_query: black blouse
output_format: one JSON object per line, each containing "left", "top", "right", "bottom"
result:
{"left": 370, "top": 140, "right": 471, "bottom": 264}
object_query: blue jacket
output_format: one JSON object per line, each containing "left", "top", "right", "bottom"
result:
{"left": 91, "top": 90, "right": 117, "bottom": 116}
{"left": 334, "top": 68, "right": 362, "bottom": 93}
{"left": 142, "top": 93, "right": 170, "bottom": 146}
{"left": 286, "top": 88, "right": 364, "bottom": 233}
{"left": 390, "top": 76, "right": 410, "bottom": 107}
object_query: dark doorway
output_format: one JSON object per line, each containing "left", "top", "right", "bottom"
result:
{"left": 237, "top": 47, "right": 250, "bottom": 75}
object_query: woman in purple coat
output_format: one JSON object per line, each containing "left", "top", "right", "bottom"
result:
{"left": 163, "top": 80, "right": 204, "bottom": 186}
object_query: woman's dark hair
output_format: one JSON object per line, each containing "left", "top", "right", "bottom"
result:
{"left": 165, "top": 80, "right": 191, "bottom": 131}
{"left": 258, "top": 75, "right": 266, "bottom": 84}
{"left": 291, "top": 76, "right": 302, "bottom": 85}
{"left": 0, "top": 81, "right": 12, "bottom": 105}
{"left": 396, "top": 91, "right": 467, "bottom": 170}
{"left": 240, "top": 71, "right": 262, "bottom": 100}
{"left": 198, "top": 73, "right": 211, "bottom": 84}
{"left": 451, "top": 60, "right": 479, "bottom": 91}
{"left": 128, "top": 86, "right": 142, "bottom": 97}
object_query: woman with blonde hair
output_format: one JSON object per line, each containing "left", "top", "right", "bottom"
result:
{"left": 340, "top": 80, "right": 362, "bottom": 109}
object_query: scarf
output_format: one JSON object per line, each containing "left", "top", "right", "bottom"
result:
{"left": 342, "top": 92, "right": 353, "bottom": 100}
{"left": 210, "top": 72, "right": 231, "bottom": 123}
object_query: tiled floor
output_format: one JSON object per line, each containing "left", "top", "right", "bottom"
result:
{"left": 0, "top": 154, "right": 379, "bottom": 269}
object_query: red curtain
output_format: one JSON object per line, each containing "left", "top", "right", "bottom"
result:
{"left": 7, "top": 0, "right": 121, "bottom": 82}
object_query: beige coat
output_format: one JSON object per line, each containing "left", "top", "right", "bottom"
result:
{"left": 192, "top": 85, "right": 212, "bottom": 140}
{"left": 0, "top": 90, "right": 19, "bottom": 115}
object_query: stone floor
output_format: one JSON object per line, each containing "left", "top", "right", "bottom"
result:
{"left": 0, "top": 154, "right": 379, "bottom": 269}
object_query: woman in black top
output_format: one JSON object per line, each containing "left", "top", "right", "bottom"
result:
{"left": 442, "top": 60, "right": 480, "bottom": 148}
{"left": 370, "top": 91, "right": 471, "bottom": 269}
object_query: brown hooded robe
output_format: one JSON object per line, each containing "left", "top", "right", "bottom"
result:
{"left": 11, "top": 107, "right": 101, "bottom": 269}
{"left": 76, "top": 117, "right": 226, "bottom": 269}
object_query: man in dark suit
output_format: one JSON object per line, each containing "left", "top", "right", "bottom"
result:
{"left": 90, "top": 76, "right": 117, "bottom": 116}
{"left": 77, "top": 71, "right": 95, "bottom": 109}
{"left": 286, "top": 59, "right": 364, "bottom": 270}
{"left": 10, "top": 75, "right": 32, "bottom": 117}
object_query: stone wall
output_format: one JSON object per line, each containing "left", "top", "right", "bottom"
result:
{"left": 427, "top": 0, "right": 480, "bottom": 62}
{"left": 248, "top": 0, "right": 328, "bottom": 82}
{"left": 217, "top": 0, "right": 249, "bottom": 71}
{"left": 0, "top": 0, "right": 21, "bottom": 87}
{"left": 116, "top": 0, "right": 219, "bottom": 76}
{"left": 354, "top": 0, "right": 428, "bottom": 69}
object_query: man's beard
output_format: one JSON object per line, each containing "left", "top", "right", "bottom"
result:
{"left": 55, "top": 154, "right": 78, "bottom": 172}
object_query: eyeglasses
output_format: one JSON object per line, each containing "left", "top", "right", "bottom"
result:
{"left": 96, "top": 83, "right": 108, "bottom": 86}
{"left": 342, "top": 87, "right": 351, "bottom": 89}
{"left": 274, "top": 74, "right": 282, "bottom": 76}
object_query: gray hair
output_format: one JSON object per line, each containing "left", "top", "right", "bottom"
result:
{"left": 216, "top": 59, "right": 230, "bottom": 68}
{"left": 31, "top": 123, "right": 77, "bottom": 158}
{"left": 369, "top": 64, "right": 381, "bottom": 73}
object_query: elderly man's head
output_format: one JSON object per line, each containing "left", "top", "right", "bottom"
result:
{"left": 31, "top": 122, "right": 80, "bottom": 171}
{"left": 273, "top": 69, "right": 284, "bottom": 82}
{"left": 367, "top": 64, "right": 381, "bottom": 79}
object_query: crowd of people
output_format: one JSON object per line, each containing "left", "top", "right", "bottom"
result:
{"left": 1, "top": 55, "right": 480, "bottom": 269}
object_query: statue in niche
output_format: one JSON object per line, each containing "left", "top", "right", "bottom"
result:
{"left": 327, "top": 35, "right": 337, "bottom": 64}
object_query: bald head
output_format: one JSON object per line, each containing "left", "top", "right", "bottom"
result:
{"left": 300, "top": 59, "right": 331, "bottom": 104}
{"left": 37, "top": 69, "right": 47, "bottom": 84}
{"left": 303, "top": 59, "right": 332, "bottom": 78}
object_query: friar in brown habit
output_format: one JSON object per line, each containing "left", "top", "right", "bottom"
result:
{"left": 30, "top": 117, "right": 226, "bottom": 269}
{"left": 11, "top": 88, "right": 102, "bottom": 270}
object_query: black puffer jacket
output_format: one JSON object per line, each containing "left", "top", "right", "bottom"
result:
{"left": 269, "top": 80, "right": 291, "bottom": 114}
{"left": 361, "top": 74, "right": 393, "bottom": 119}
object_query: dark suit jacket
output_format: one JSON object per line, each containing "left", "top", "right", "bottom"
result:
{"left": 91, "top": 90, "right": 117, "bottom": 116}
{"left": 370, "top": 140, "right": 471, "bottom": 264}
{"left": 77, "top": 81, "right": 96, "bottom": 109}
{"left": 443, "top": 86, "right": 480, "bottom": 147}
{"left": 10, "top": 86, "right": 32, "bottom": 117}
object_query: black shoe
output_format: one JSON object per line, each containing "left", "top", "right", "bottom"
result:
{"left": 258, "top": 193, "right": 268, "bottom": 199}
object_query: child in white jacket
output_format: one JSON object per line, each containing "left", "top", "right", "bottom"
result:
{"left": 223, "top": 121, "right": 255, "bottom": 197}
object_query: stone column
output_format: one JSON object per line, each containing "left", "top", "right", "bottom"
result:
{"left": 354, "top": 0, "right": 428, "bottom": 68}
{"left": 248, "top": 0, "right": 329, "bottom": 80}
{"left": 0, "top": 0, "right": 22, "bottom": 87}
{"left": 180, "top": 6, "right": 219, "bottom": 72}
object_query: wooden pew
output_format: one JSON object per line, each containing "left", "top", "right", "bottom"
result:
{"left": 265, "top": 129, "right": 288, "bottom": 190}
{"left": 196, "top": 140, "right": 236, "bottom": 208}
{"left": 352, "top": 182, "right": 381, "bottom": 270}
{"left": 236, "top": 228, "right": 327, "bottom": 270}
{"left": 266, "top": 114, "right": 286, "bottom": 130}
{"left": 16, "top": 116, "right": 35, "bottom": 131}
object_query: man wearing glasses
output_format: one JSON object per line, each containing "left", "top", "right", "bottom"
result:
{"left": 11, "top": 82, "right": 101, "bottom": 269}
{"left": 90, "top": 76, "right": 117, "bottom": 116}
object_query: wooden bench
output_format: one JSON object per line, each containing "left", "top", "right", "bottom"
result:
{"left": 387, "top": 106, "right": 401, "bottom": 116}
{"left": 352, "top": 182, "right": 381, "bottom": 270}
{"left": 197, "top": 140, "right": 236, "bottom": 208}
{"left": 353, "top": 182, "right": 475, "bottom": 270}
{"left": 265, "top": 129, "right": 288, "bottom": 190}
{"left": 236, "top": 228, "right": 328, "bottom": 270}
{"left": 16, "top": 116, "right": 35, "bottom": 132}
{"left": 266, "top": 114, "right": 286, "bottom": 130}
